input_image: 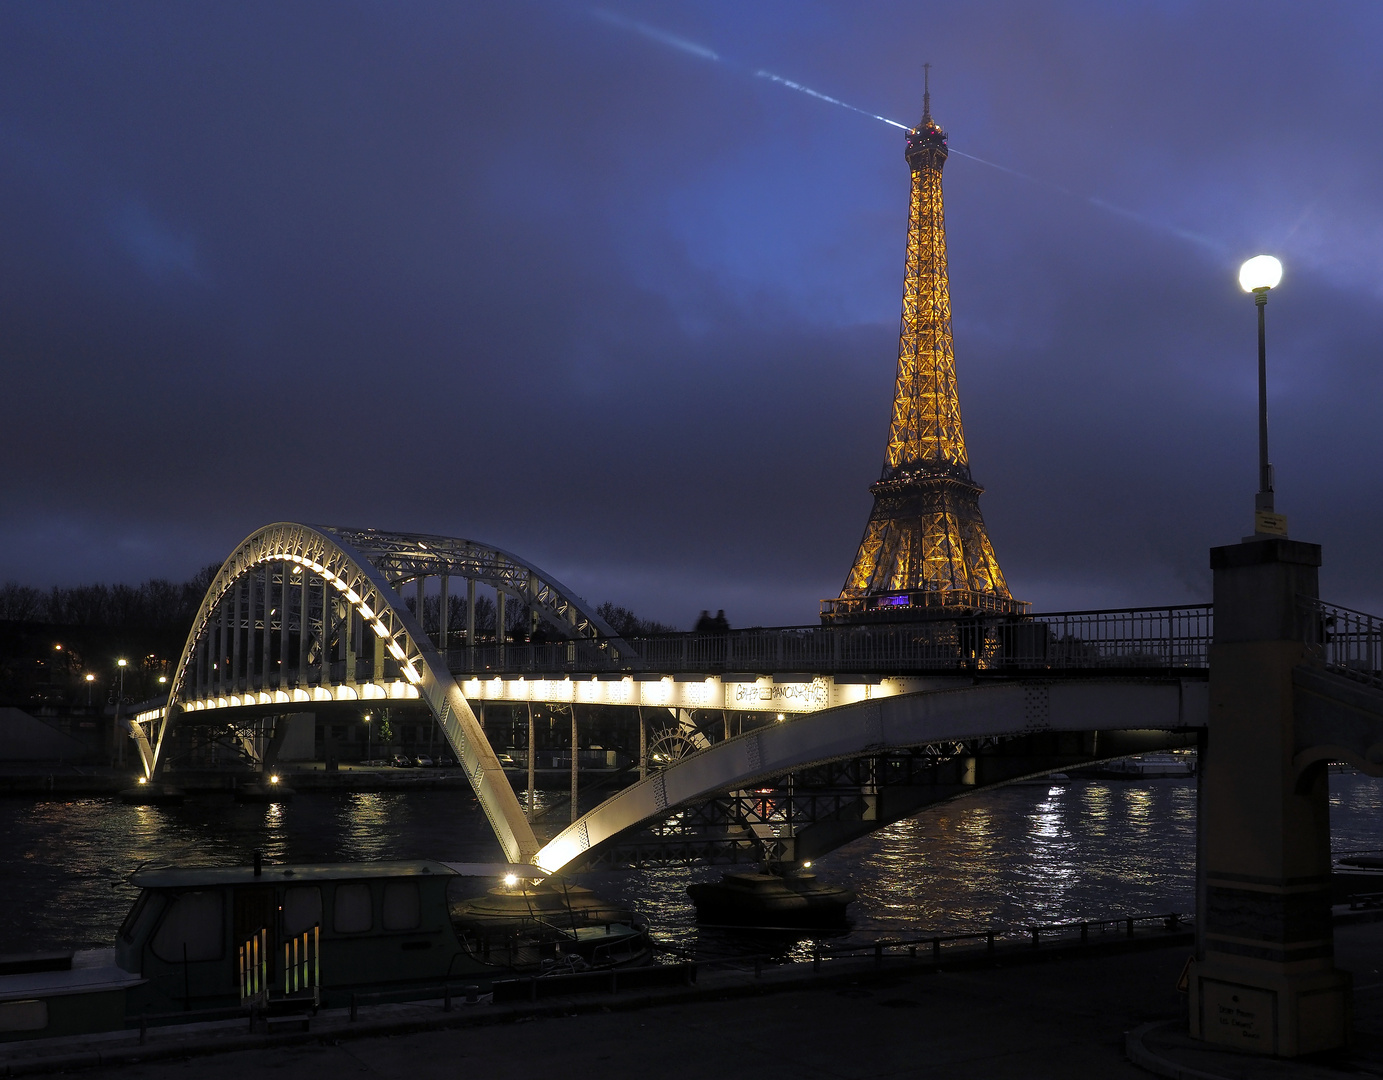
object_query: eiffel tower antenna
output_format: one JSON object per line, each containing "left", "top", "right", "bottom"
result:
{"left": 824, "top": 75, "right": 1027, "bottom": 623}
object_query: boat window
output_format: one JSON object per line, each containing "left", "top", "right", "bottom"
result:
{"left": 282, "top": 887, "right": 322, "bottom": 937}
{"left": 381, "top": 882, "right": 420, "bottom": 931}
{"left": 118, "top": 891, "right": 164, "bottom": 944}
{"left": 151, "top": 891, "right": 224, "bottom": 962}
{"left": 333, "top": 883, "right": 372, "bottom": 933}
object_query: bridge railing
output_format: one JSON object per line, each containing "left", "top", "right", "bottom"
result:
{"left": 446, "top": 604, "right": 1212, "bottom": 677}
{"left": 1303, "top": 597, "right": 1383, "bottom": 691}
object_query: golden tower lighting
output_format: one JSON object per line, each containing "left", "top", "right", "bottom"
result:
{"left": 826, "top": 70, "right": 1025, "bottom": 622}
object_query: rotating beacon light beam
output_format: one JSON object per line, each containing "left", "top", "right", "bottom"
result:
{"left": 1238, "top": 254, "right": 1287, "bottom": 538}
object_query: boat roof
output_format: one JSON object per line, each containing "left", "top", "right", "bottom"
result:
{"left": 130, "top": 860, "right": 546, "bottom": 889}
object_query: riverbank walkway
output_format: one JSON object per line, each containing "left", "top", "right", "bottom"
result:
{"left": 1, "top": 917, "right": 1377, "bottom": 1079}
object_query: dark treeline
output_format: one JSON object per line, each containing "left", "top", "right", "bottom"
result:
{"left": 596, "top": 602, "right": 678, "bottom": 637}
{"left": 0, "top": 567, "right": 219, "bottom": 631}
{"left": 1, "top": 571, "right": 683, "bottom": 639}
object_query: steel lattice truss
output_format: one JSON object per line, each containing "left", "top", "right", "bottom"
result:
{"left": 320, "top": 527, "right": 631, "bottom": 657}
{"left": 831, "top": 87, "right": 1023, "bottom": 621}
{"left": 137, "top": 522, "right": 633, "bottom": 864}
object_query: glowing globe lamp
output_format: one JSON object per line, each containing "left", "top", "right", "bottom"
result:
{"left": 1239, "top": 254, "right": 1282, "bottom": 292}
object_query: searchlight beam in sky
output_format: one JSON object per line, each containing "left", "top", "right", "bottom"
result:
{"left": 588, "top": 7, "right": 1221, "bottom": 254}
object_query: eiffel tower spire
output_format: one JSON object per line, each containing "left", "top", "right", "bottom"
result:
{"left": 825, "top": 76, "right": 1026, "bottom": 622}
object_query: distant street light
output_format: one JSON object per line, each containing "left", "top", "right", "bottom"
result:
{"left": 115, "top": 659, "right": 128, "bottom": 767}
{"left": 1238, "top": 255, "right": 1286, "bottom": 537}
{"left": 85, "top": 672, "right": 95, "bottom": 706}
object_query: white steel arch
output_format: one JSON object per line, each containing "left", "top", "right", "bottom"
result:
{"left": 535, "top": 676, "right": 1208, "bottom": 872}
{"left": 145, "top": 522, "right": 636, "bottom": 863}
{"left": 315, "top": 526, "right": 634, "bottom": 658}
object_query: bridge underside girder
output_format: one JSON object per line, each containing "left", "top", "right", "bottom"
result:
{"left": 536, "top": 676, "right": 1208, "bottom": 872}
{"left": 576, "top": 727, "right": 1198, "bottom": 869}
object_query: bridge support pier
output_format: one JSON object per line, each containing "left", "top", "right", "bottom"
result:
{"left": 1189, "top": 538, "right": 1350, "bottom": 1057}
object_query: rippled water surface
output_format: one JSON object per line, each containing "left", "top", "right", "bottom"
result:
{"left": 1, "top": 773, "right": 1378, "bottom": 956}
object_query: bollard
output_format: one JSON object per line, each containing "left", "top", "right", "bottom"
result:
{"left": 349, "top": 993, "right": 357, "bottom": 1023}
{"left": 908, "top": 944, "right": 916, "bottom": 960}
{"left": 610, "top": 969, "right": 618, "bottom": 994}
{"left": 139, "top": 1015, "right": 148, "bottom": 1045}
{"left": 529, "top": 977, "right": 538, "bottom": 1002}
{"left": 1080, "top": 922, "right": 1088, "bottom": 944}
{"left": 813, "top": 950, "right": 821, "bottom": 974}
{"left": 444, "top": 985, "right": 452, "bottom": 1012}
{"left": 874, "top": 943, "right": 883, "bottom": 966}
{"left": 754, "top": 958, "right": 762, "bottom": 979}
{"left": 932, "top": 937, "right": 941, "bottom": 961}
{"left": 1126, "top": 917, "right": 1134, "bottom": 939}
{"left": 465, "top": 985, "right": 480, "bottom": 1005}
{"left": 1165, "top": 913, "right": 1179, "bottom": 931}
{"left": 986, "top": 931, "right": 994, "bottom": 953}
{"left": 1031, "top": 927, "right": 1040, "bottom": 949}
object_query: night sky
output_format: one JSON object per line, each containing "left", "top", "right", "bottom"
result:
{"left": 3, "top": 2, "right": 1381, "bottom": 627}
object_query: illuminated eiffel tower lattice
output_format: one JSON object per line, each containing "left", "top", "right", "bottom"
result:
{"left": 824, "top": 73, "right": 1027, "bottom": 623}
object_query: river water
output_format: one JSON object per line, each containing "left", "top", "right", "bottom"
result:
{"left": 2, "top": 773, "right": 1379, "bottom": 958}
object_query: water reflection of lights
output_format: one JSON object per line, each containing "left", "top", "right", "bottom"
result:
{"left": 1123, "top": 787, "right": 1154, "bottom": 828}
{"left": 6, "top": 774, "right": 1382, "bottom": 962}
{"left": 1082, "top": 783, "right": 1111, "bottom": 836}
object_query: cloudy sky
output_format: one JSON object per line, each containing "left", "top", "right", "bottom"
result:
{"left": 2, "top": 2, "right": 1381, "bottom": 627}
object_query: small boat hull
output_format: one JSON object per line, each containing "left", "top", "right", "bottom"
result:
{"left": 687, "top": 871, "right": 854, "bottom": 928}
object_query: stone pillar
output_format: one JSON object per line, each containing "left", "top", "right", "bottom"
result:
{"left": 1189, "top": 537, "right": 1351, "bottom": 1056}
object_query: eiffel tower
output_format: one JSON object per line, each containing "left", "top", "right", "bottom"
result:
{"left": 824, "top": 72, "right": 1027, "bottom": 623}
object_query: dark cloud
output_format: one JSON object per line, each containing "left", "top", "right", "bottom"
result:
{"left": 2, "top": 1, "right": 1381, "bottom": 626}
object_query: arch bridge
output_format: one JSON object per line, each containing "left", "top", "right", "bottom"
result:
{"left": 132, "top": 522, "right": 1383, "bottom": 876}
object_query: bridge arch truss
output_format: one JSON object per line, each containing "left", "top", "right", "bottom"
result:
{"left": 142, "top": 523, "right": 633, "bottom": 863}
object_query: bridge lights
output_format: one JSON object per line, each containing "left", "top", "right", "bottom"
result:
{"left": 1238, "top": 254, "right": 1286, "bottom": 537}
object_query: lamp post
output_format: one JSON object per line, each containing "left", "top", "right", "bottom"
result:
{"left": 1238, "top": 254, "right": 1286, "bottom": 537}
{"left": 115, "top": 659, "right": 128, "bottom": 766}
{"left": 364, "top": 712, "right": 372, "bottom": 763}
{"left": 85, "top": 673, "right": 95, "bottom": 707}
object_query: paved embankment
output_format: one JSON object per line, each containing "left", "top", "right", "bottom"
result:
{"left": 2, "top": 919, "right": 1378, "bottom": 1080}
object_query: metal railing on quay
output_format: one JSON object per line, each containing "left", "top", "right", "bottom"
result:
{"left": 447, "top": 605, "right": 1212, "bottom": 678}
{"left": 1302, "top": 597, "right": 1383, "bottom": 691}
{"left": 317, "top": 912, "right": 1193, "bottom": 1020}
{"left": 671, "top": 911, "right": 1191, "bottom": 982}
